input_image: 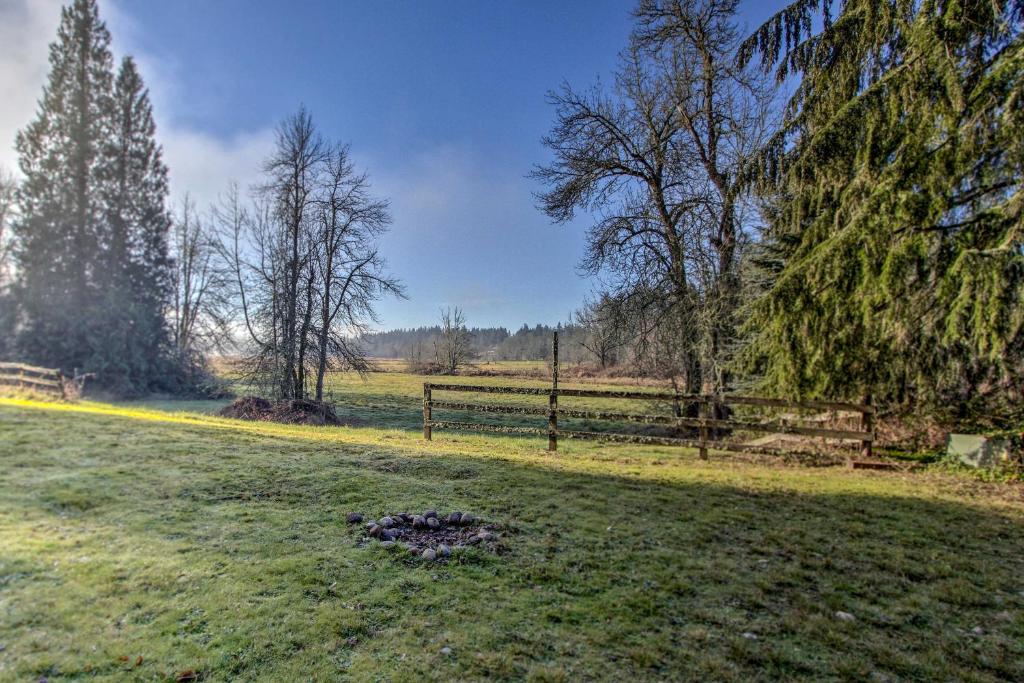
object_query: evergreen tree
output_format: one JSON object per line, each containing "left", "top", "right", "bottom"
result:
{"left": 738, "top": 0, "right": 1024, "bottom": 413}
{"left": 13, "top": 0, "right": 174, "bottom": 393}
{"left": 14, "top": 0, "right": 114, "bottom": 373}
{"left": 98, "top": 56, "right": 173, "bottom": 392}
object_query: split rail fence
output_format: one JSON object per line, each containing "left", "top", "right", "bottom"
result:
{"left": 422, "top": 330, "right": 874, "bottom": 462}
{"left": 0, "top": 362, "right": 66, "bottom": 398}
{"left": 422, "top": 382, "right": 874, "bottom": 461}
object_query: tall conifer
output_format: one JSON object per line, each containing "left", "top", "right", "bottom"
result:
{"left": 14, "top": 0, "right": 174, "bottom": 393}
{"left": 739, "top": 0, "right": 1024, "bottom": 412}
{"left": 14, "top": 0, "right": 114, "bottom": 372}
{"left": 97, "top": 56, "right": 173, "bottom": 391}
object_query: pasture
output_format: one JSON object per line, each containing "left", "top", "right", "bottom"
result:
{"left": 1, "top": 369, "right": 1023, "bottom": 681}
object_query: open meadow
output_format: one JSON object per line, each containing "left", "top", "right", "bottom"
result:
{"left": 2, "top": 369, "right": 1023, "bottom": 681}
{"left": 4, "top": 0, "right": 1024, "bottom": 680}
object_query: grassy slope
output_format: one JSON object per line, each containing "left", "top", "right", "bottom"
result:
{"left": 1, "top": 397, "right": 1023, "bottom": 682}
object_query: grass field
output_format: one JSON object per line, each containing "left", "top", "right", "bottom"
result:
{"left": 199, "top": 364, "right": 864, "bottom": 449}
{"left": 144, "top": 365, "right": 713, "bottom": 438}
{"left": 2, "top": 376, "right": 1024, "bottom": 681}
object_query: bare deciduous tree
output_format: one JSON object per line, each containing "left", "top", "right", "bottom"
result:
{"left": 169, "top": 194, "right": 233, "bottom": 358}
{"left": 262, "top": 107, "right": 327, "bottom": 399}
{"left": 634, "top": 0, "right": 775, "bottom": 392}
{"left": 574, "top": 294, "right": 625, "bottom": 369}
{"left": 0, "top": 169, "right": 15, "bottom": 290}
{"left": 310, "top": 144, "right": 404, "bottom": 400}
{"left": 533, "top": 0, "right": 773, "bottom": 395}
{"left": 0, "top": 169, "right": 16, "bottom": 356}
{"left": 434, "top": 306, "right": 472, "bottom": 375}
{"left": 217, "top": 110, "right": 402, "bottom": 401}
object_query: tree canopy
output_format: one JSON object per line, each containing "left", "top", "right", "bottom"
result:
{"left": 737, "top": 0, "right": 1024, "bottom": 411}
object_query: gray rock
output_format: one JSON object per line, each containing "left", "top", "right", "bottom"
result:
{"left": 380, "top": 541, "right": 396, "bottom": 549}
{"left": 447, "top": 511, "right": 462, "bottom": 524}
{"left": 413, "top": 515, "right": 427, "bottom": 529}
{"left": 437, "top": 544, "right": 451, "bottom": 557}
{"left": 427, "top": 517, "right": 441, "bottom": 529}
{"left": 971, "top": 626, "right": 984, "bottom": 635}
{"left": 440, "top": 646, "right": 452, "bottom": 655}
{"left": 460, "top": 513, "right": 475, "bottom": 525}
{"left": 346, "top": 512, "right": 363, "bottom": 524}
{"left": 379, "top": 516, "right": 395, "bottom": 528}
{"left": 367, "top": 524, "right": 382, "bottom": 538}
{"left": 477, "top": 531, "right": 496, "bottom": 542}
{"left": 424, "top": 509, "right": 438, "bottom": 519}
{"left": 741, "top": 632, "right": 758, "bottom": 640}
{"left": 407, "top": 545, "right": 421, "bottom": 556}
{"left": 835, "top": 611, "right": 856, "bottom": 622}
{"left": 422, "top": 548, "right": 437, "bottom": 561}
{"left": 466, "top": 535, "right": 482, "bottom": 545}
{"left": 381, "top": 529, "right": 398, "bottom": 541}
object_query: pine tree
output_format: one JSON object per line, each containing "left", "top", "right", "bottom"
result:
{"left": 97, "top": 56, "right": 173, "bottom": 392}
{"left": 13, "top": 0, "right": 175, "bottom": 394}
{"left": 14, "top": 0, "right": 114, "bottom": 372}
{"left": 738, "top": 0, "right": 1024, "bottom": 414}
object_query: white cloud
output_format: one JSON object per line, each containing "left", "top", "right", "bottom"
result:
{"left": 0, "top": 0, "right": 273, "bottom": 211}
{"left": 0, "top": 0, "right": 64, "bottom": 173}
{"left": 160, "top": 127, "right": 274, "bottom": 210}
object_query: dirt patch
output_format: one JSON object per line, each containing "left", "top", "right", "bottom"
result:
{"left": 217, "top": 396, "right": 364, "bottom": 427}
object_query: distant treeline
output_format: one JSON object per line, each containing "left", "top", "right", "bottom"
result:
{"left": 360, "top": 324, "right": 594, "bottom": 364}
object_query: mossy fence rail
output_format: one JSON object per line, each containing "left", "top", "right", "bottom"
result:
{"left": 422, "top": 382, "right": 875, "bottom": 463}
{"left": 0, "top": 362, "right": 66, "bottom": 398}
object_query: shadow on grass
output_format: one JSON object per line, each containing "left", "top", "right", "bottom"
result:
{"left": 1, "top": 401, "right": 1023, "bottom": 682}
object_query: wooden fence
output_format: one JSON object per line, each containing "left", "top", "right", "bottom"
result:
{"left": 422, "top": 382, "right": 874, "bottom": 462}
{"left": 0, "top": 362, "right": 66, "bottom": 398}
{"left": 421, "top": 333, "right": 875, "bottom": 463}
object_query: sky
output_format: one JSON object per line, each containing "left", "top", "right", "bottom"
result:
{"left": 0, "top": 0, "right": 787, "bottom": 331}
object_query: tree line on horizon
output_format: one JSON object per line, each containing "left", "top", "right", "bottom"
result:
{"left": 360, "top": 322, "right": 596, "bottom": 365}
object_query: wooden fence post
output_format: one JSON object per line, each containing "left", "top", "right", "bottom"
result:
{"left": 423, "top": 384, "right": 432, "bottom": 441}
{"left": 860, "top": 394, "right": 873, "bottom": 462}
{"left": 549, "top": 332, "right": 558, "bottom": 451}
{"left": 698, "top": 395, "right": 709, "bottom": 460}
{"left": 548, "top": 391, "right": 558, "bottom": 451}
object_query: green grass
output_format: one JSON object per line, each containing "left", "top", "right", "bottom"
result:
{"left": 1, "top": 395, "right": 1023, "bottom": 682}
{"left": 247, "top": 367, "right": 793, "bottom": 441}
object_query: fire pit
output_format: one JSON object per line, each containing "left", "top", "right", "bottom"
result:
{"left": 346, "top": 509, "right": 500, "bottom": 561}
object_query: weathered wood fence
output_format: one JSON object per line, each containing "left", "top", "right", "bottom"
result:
{"left": 0, "top": 362, "right": 66, "bottom": 397}
{"left": 421, "top": 333, "right": 874, "bottom": 462}
{"left": 422, "top": 382, "right": 874, "bottom": 461}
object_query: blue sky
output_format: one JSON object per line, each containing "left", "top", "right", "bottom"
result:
{"left": 2, "top": 0, "right": 787, "bottom": 330}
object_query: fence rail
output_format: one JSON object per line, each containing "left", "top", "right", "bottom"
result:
{"left": 0, "top": 362, "right": 66, "bottom": 398}
{"left": 422, "top": 382, "right": 875, "bottom": 463}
